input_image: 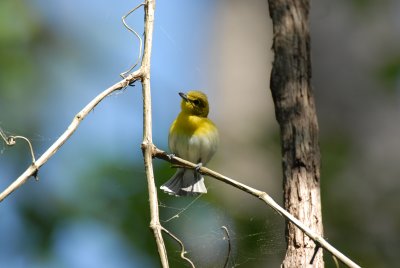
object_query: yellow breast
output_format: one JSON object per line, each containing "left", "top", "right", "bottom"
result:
{"left": 168, "top": 113, "right": 219, "bottom": 164}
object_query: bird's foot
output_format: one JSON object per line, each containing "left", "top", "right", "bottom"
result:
{"left": 195, "top": 163, "right": 203, "bottom": 173}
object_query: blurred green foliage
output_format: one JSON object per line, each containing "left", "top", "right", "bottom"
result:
{"left": 0, "top": 1, "right": 44, "bottom": 94}
{"left": 377, "top": 56, "right": 400, "bottom": 94}
{"left": 1, "top": 1, "right": 400, "bottom": 267}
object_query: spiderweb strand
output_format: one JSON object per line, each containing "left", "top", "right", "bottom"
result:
{"left": 161, "top": 194, "right": 202, "bottom": 223}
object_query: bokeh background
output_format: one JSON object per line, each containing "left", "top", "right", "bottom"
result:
{"left": 1, "top": 0, "right": 399, "bottom": 267}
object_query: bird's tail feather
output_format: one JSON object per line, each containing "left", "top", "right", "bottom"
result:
{"left": 160, "top": 168, "right": 207, "bottom": 196}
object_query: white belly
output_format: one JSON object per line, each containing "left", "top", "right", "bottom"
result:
{"left": 169, "top": 130, "right": 218, "bottom": 164}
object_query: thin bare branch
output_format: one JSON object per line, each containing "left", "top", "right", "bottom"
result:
{"left": 0, "top": 72, "right": 140, "bottom": 202}
{"left": 138, "top": 1, "right": 170, "bottom": 267}
{"left": 152, "top": 148, "right": 362, "bottom": 268}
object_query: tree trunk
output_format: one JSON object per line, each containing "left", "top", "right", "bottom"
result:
{"left": 267, "top": 1, "right": 324, "bottom": 267}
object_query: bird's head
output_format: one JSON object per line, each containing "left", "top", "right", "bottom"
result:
{"left": 179, "top": 90, "right": 210, "bottom": 117}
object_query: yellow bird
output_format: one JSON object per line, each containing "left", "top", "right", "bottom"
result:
{"left": 160, "top": 91, "right": 219, "bottom": 196}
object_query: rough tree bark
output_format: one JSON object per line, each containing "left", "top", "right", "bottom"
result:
{"left": 267, "top": 1, "right": 324, "bottom": 267}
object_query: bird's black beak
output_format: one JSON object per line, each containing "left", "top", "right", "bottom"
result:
{"left": 179, "top": 92, "right": 188, "bottom": 101}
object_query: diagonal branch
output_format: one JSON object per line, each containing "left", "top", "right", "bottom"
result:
{"left": 152, "top": 147, "right": 362, "bottom": 268}
{"left": 0, "top": 72, "right": 140, "bottom": 202}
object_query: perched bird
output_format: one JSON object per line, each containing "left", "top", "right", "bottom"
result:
{"left": 160, "top": 91, "right": 219, "bottom": 196}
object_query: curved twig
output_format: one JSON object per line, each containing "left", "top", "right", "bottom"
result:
{"left": 120, "top": 2, "right": 145, "bottom": 78}
{"left": 0, "top": 129, "right": 38, "bottom": 179}
{"left": 10, "top": 136, "right": 36, "bottom": 163}
{"left": 162, "top": 227, "right": 195, "bottom": 268}
{"left": 221, "top": 226, "right": 232, "bottom": 268}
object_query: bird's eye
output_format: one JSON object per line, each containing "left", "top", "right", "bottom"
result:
{"left": 192, "top": 99, "right": 200, "bottom": 105}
